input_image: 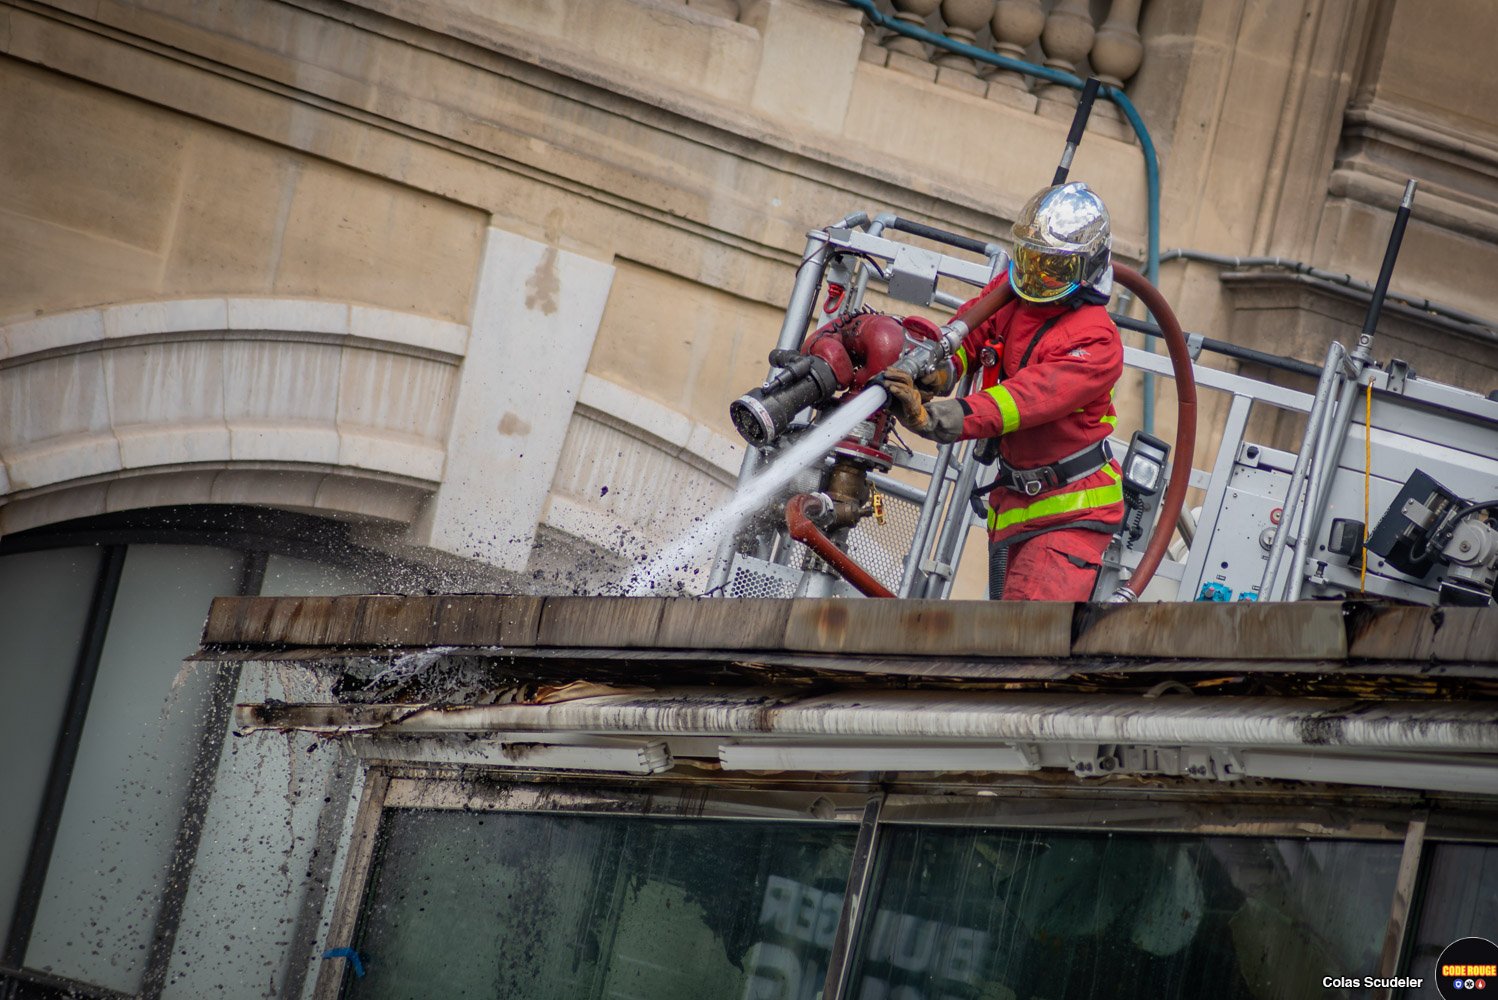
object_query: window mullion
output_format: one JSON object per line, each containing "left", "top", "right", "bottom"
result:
{"left": 822, "top": 792, "right": 885, "bottom": 1000}
{"left": 138, "top": 550, "right": 265, "bottom": 998}
{"left": 1374, "top": 812, "right": 1429, "bottom": 999}
{"left": 2, "top": 544, "right": 126, "bottom": 971}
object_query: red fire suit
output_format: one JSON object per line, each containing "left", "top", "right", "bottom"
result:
{"left": 948, "top": 273, "right": 1124, "bottom": 600}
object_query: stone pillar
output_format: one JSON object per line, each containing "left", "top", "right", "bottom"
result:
{"left": 986, "top": 0, "right": 1044, "bottom": 111}
{"left": 411, "top": 227, "right": 615, "bottom": 571}
{"left": 1035, "top": 0, "right": 1095, "bottom": 120}
{"left": 1089, "top": 0, "right": 1145, "bottom": 140}
{"left": 934, "top": 0, "right": 996, "bottom": 96}
{"left": 885, "top": 0, "right": 941, "bottom": 81}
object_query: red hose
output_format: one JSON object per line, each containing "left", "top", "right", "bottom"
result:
{"left": 785, "top": 495, "right": 895, "bottom": 598}
{"left": 953, "top": 279, "right": 1014, "bottom": 333}
{"left": 1111, "top": 264, "right": 1198, "bottom": 601}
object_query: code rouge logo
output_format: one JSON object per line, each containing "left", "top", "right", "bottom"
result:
{"left": 1437, "top": 937, "right": 1498, "bottom": 999}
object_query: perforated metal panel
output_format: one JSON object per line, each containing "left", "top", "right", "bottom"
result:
{"left": 844, "top": 490, "right": 923, "bottom": 593}
{"left": 724, "top": 486, "right": 930, "bottom": 597}
{"left": 725, "top": 554, "right": 804, "bottom": 599}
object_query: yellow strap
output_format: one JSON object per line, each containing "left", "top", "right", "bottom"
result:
{"left": 987, "top": 465, "right": 1123, "bottom": 531}
{"left": 984, "top": 384, "right": 1022, "bottom": 433}
{"left": 1362, "top": 379, "right": 1372, "bottom": 592}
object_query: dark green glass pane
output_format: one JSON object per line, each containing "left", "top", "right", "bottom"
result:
{"left": 346, "top": 809, "right": 856, "bottom": 999}
{"left": 1400, "top": 843, "right": 1498, "bottom": 997}
{"left": 848, "top": 826, "right": 1402, "bottom": 1000}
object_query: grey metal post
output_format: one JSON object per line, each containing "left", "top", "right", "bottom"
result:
{"left": 1285, "top": 374, "right": 1355, "bottom": 600}
{"left": 924, "top": 439, "right": 984, "bottom": 597}
{"left": 899, "top": 439, "right": 958, "bottom": 595}
{"left": 821, "top": 794, "right": 884, "bottom": 1000}
{"left": 850, "top": 215, "right": 893, "bottom": 310}
{"left": 920, "top": 371, "right": 981, "bottom": 597}
{"left": 1259, "top": 341, "right": 1344, "bottom": 597}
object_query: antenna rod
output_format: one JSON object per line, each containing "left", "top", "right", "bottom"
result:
{"left": 1052, "top": 77, "right": 1102, "bottom": 186}
{"left": 1355, "top": 178, "right": 1418, "bottom": 361}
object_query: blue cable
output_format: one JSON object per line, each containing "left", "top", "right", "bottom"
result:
{"left": 835, "top": 0, "right": 1161, "bottom": 431}
{"left": 323, "top": 947, "right": 367, "bottom": 978}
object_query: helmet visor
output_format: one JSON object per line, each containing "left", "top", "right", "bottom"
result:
{"left": 1011, "top": 243, "right": 1083, "bottom": 303}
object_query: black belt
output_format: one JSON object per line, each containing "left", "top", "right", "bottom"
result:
{"left": 970, "top": 440, "right": 1112, "bottom": 511}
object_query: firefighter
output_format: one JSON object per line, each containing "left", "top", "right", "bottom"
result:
{"left": 885, "top": 181, "right": 1123, "bottom": 600}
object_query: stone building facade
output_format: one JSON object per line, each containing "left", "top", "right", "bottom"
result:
{"left": 3, "top": 2, "right": 1498, "bottom": 995}
{"left": 5, "top": 0, "right": 1497, "bottom": 585}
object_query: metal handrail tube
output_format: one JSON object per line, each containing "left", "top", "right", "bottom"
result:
{"left": 851, "top": 214, "right": 890, "bottom": 309}
{"left": 899, "top": 438, "right": 958, "bottom": 596}
{"left": 1287, "top": 373, "right": 1366, "bottom": 601}
{"left": 1259, "top": 341, "right": 1344, "bottom": 598}
{"left": 1285, "top": 375, "right": 1350, "bottom": 601}
{"left": 903, "top": 370, "right": 977, "bottom": 598}
{"left": 926, "top": 439, "right": 983, "bottom": 598}
{"left": 920, "top": 368, "right": 980, "bottom": 597}
{"left": 895, "top": 288, "right": 1015, "bottom": 596}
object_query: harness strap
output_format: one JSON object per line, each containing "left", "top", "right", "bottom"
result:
{"left": 970, "top": 438, "right": 1112, "bottom": 511}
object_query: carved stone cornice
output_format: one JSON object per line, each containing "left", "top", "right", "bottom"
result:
{"left": 1336, "top": 101, "right": 1498, "bottom": 242}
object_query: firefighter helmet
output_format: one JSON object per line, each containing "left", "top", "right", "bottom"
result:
{"left": 1009, "top": 182, "right": 1112, "bottom": 303}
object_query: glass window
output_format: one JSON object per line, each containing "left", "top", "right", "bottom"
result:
{"left": 0, "top": 547, "right": 101, "bottom": 948}
{"left": 847, "top": 826, "right": 1403, "bottom": 1000}
{"left": 25, "top": 545, "right": 244, "bottom": 993}
{"left": 260, "top": 553, "right": 376, "bottom": 596}
{"left": 1400, "top": 843, "right": 1498, "bottom": 997}
{"left": 346, "top": 809, "right": 858, "bottom": 999}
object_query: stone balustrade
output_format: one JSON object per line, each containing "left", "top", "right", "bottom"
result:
{"left": 876, "top": 0, "right": 1145, "bottom": 137}
{"left": 671, "top": 0, "right": 1145, "bottom": 140}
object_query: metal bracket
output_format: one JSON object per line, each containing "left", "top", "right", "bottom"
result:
{"left": 1186, "top": 332, "right": 1204, "bottom": 360}
{"left": 1066, "top": 743, "right": 1244, "bottom": 781}
{"left": 824, "top": 228, "right": 995, "bottom": 290}
{"left": 887, "top": 244, "right": 941, "bottom": 305}
{"left": 1386, "top": 357, "right": 1412, "bottom": 395}
{"left": 917, "top": 557, "right": 953, "bottom": 580}
{"left": 1401, "top": 497, "right": 1437, "bottom": 529}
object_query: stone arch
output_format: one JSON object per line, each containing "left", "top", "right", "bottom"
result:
{"left": 1, "top": 289, "right": 746, "bottom": 588}
{"left": 0, "top": 296, "right": 465, "bottom": 536}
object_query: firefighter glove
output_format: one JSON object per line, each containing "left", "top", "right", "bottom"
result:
{"left": 884, "top": 368, "right": 963, "bottom": 443}
{"left": 918, "top": 363, "right": 954, "bottom": 397}
{"left": 884, "top": 368, "right": 930, "bottom": 428}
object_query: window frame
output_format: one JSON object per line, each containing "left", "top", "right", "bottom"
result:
{"left": 0, "top": 505, "right": 419, "bottom": 1000}
{"left": 316, "top": 767, "right": 1497, "bottom": 1000}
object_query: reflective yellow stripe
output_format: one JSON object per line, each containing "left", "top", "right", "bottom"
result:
{"left": 986, "top": 465, "right": 1122, "bottom": 531}
{"left": 1076, "top": 389, "right": 1117, "bottom": 418}
{"left": 954, "top": 345, "right": 971, "bottom": 378}
{"left": 984, "top": 384, "right": 1021, "bottom": 433}
{"left": 1100, "top": 413, "right": 1117, "bottom": 427}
